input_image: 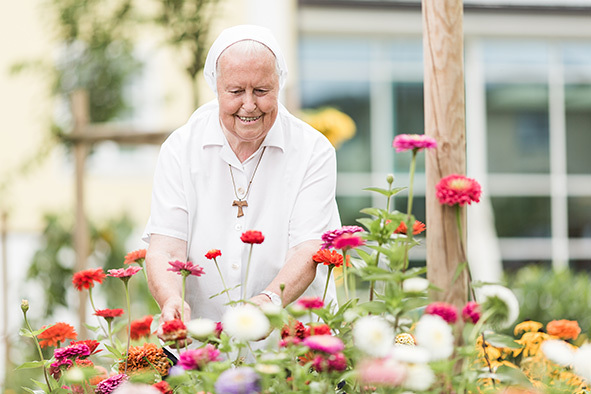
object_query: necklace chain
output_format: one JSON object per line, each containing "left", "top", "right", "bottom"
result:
{"left": 229, "top": 147, "right": 266, "bottom": 217}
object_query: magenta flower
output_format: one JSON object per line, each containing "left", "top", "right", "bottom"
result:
{"left": 167, "top": 260, "right": 205, "bottom": 277}
{"left": 107, "top": 266, "right": 142, "bottom": 279}
{"left": 392, "top": 133, "right": 437, "bottom": 153}
{"left": 435, "top": 174, "right": 482, "bottom": 207}
{"left": 296, "top": 297, "right": 325, "bottom": 310}
{"left": 303, "top": 335, "right": 345, "bottom": 354}
{"left": 53, "top": 343, "right": 90, "bottom": 361}
{"left": 321, "top": 225, "right": 364, "bottom": 249}
{"left": 95, "top": 373, "right": 128, "bottom": 394}
{"left": 462, "top": 301, "right": 481, "bottom": 324}
{"left": 425, "top": 301, "right": 458, "bottom": 324}
{"left": 312, "top": 352, "right": 347, "bottom": 372}
{"left": 178, "top": 344, "right": 221, "bottom": 370}
{"left": 333, "top": 233, "right": 365, "bottom": 251}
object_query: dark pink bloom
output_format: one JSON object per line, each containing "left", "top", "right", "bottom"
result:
{"left": 462, "top": 301, "right": 481, "bottom": 324}
{"left": 312, "top": 352, "right": 347, "bottom": 372}
{"left": 425, "top": 301, "right": 458, "bottom": 324}
{"left": 435, "top": 174, "right": 482, "bottom": 207}
{"left": 178, "top": 344, "right": 221, "bottom": 370}
{"left": 333, "top": 233, "right": 365, "bottom": 251}
{"left": 95, "top": 373, "right": 128, "bottom": 394}
{"left": 392, "top": 133, "right": 437, "bottom": 153}
{"left": 53, "top": 343, "right": 90, "bottom": 361}
{"left": 303, "top": 335, "right": 345, "bottom": 354}
{"left": 107, "top": 266, "right": 142, "bottom": 279}
{"left": 296, "top": 297, "right": 325, "bottom": 310}
{"left": 167, "top": 260, "right": 205, "bottom": 277}
{"left": 321, "top": 226, "right": 364, "bottom": 249}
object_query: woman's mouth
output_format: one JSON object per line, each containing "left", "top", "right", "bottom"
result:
{"left": 237, "top": 115, "right": 262, "bottom": 123}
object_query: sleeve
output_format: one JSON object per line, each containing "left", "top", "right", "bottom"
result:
{"left": 142, "top": 136, "right": 189, "bottom": 243}
{"left": 288, "top": 136, "right": 341, "bottom": 248}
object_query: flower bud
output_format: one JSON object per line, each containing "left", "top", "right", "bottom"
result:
{"left": 21, "top": 299, "right": 29, "bottom": 313}
{"left": 386, "top": 174, "right": 394, "bottom": 185}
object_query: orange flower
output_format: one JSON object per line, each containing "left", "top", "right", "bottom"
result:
{"left": 124, "top": 249, "right": 146, "bottom": 265}
{"left": 72, "top": 268, "right": 107, "bottom": 291}
{"left": 129, "top": 315, "right": 153, "bottom": 340}
{"left": 312, "top": 249, "right": 350, "bottom": 268}
{"left": 205, "top": 249, "right": 222, "bottom": 260}
{"left": 38, "top": 322, "right": 77, "bottom": 348}
{"left": 393, "top": 220, "right": 426, "bottom": 235}
{"left": 546, "top": 319, "right": 581, "bottom": 340}
{"left": 118, "top": 342, "right": 170, "bottom": 377}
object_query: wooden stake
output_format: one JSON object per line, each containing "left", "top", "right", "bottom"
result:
{"left": 422, "top": 0, "right": 469, "bottom": 308}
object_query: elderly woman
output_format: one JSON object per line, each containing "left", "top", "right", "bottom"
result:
{"left": 143, "top": 25, "right": 340, "bottom": 341}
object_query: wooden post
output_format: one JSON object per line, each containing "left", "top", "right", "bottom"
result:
{"left": 71, "top": 91, "right": 90, "bottom": 337}
{"left": 1, "top": 211, "right": 9, "bottom": 389}
{"left": 422, "top": 0, "right": 468, "bottom": 309}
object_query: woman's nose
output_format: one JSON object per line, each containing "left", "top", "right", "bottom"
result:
{"left": 242, "top": 92, "right": 257, "bottom": 112}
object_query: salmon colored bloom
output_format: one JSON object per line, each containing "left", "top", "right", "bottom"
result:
{"left": 94, "top": 308, "right": 124, "bottom": 320}
{"left": 546, "top": 319, "right": 581, "bottom": 340}
{"left": 205, "top": 249, "right": 222, "bottom": 260}
{"left": 167, "top": 260, "right": 205, "bottom": 277}
{"left": 394, "top": 220, "right": 426, "bottom": 235}
{"left": 161, "top": 319, "right": 187, "bottom": 342}
{"left": 240, "top": 230, "right": 265, "bottom": 244}
{"left": 312, "top": 249, "right": 350, "bottom": 267}
{"left": 107, "top": 266, "right": 142, "bottom": 279}
{"left": 130, "top": 315, "right": 153, "bottom": 340}
{"left": 392, "top": 133, "right": 437, "bottom": 153}
{"left": 436, "top": 174, "right": 482, "bottom": 207}
{"left": 72, "top": 268, "right": 107, "bottom": 291}
{"left": 38, "top": 322, "right": 77, "bottom": 348}
{"left": 425, "top": 302, "right": 458, "bottom": 324}
{"left": 333, "top": 233, "right": 365, "bottom": 251}
{"left": 124, "top": 249, "right": 146, "bottom": 265}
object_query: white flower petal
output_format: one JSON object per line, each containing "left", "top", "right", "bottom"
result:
{"left": 414, "top": 314, "right": 454, "bottom": 361}
{"left": 541, "top": 339, "right": 575, "bottom": 367}
{"left": 222, "top": 305, "right": 270, "bottom": 341}
{"left": 353, "top": 316, "right": 395, "bottom": 358}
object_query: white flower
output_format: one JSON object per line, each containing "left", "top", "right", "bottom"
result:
{"left": 391, "top": 345, "right": 430, "bottom": 364}
{"left": 541, "top": 339, "right": 575, "bottom": 367}
{"left": 402, "top": 277, "right": 429, "bottom": 293}
{"left": 476, "top": 284, "right": 520, "bottom": 329}
{"left": 403, "top": 363, "right": 435, "bottom": 391}
{"left": 255, "top": 363, "right": 281, "bottom": 375}
{"left": 343, "top": 309, "right": 359, "bottom": 323}
{"left": 186, "top": 318, "right": 216, "bottom": 340}
{"left": 573, "top": 344, "right": 591, "bottom": 382}
{"left": 222, "top": 304, "right": 270, "bottom": 341}
{"left": 260, "top": 302, "right": 282, "bottom": 316}
{"left": 353, "top": 316, "right": 395, "bottom": 358}
{"left": 414, "top": 314, "right": 454, "bottom": 360}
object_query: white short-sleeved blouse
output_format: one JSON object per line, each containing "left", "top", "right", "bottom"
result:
{"left": 143, "top": 101, "right": 341, "bottom": 321}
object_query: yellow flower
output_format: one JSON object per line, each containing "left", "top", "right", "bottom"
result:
{"left": 515, "top": 332, "right": 550, "bottom": 358}
{"left": 301, "top": 107, "right": 356, "bottom": 149}
{"left": 395, "top": 333, "right": 415, "bottom": 346}
{"left": 514, "top": 321, "right": 543, "bottom": 337}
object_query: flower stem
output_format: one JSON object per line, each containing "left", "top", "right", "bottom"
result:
{"left": 455, "top": 205, "right": 476, "bottom": 301}
{"left": 124, "top": 281, "right": 131, "bottom": 375}
{"left": 213, "top": 258, "right": 233, "bottom": 304}
{"left": 321, "top": 266, "right": 334, "bottom": 303}
{"left": 181, "top": 275, "right": 187, "bottom": 322}
{"left": 242, "top": 244, "right": 254, "bottom": 300}
{"left": 342, "top": 250, "right": 349, "bottom": 301}
{"left": 89, "top": 287, "right": 109, "bottom": 340}
{"left": 23, "top": 310, "right": 53, "bottom": 393}
{"left": 402, "top": 150, "right": 418, "bottom": 271}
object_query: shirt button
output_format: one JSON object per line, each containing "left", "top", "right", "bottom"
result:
{"left": 237, "top": 187, "right": 245, "bottom": 196}
{"left": 235, "top": 223, "right": 242, "bottom": 231}
{"left": 231, "top": 263, "right": 239, "bottom": 270}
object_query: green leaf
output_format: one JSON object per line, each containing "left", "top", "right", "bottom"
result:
{"left": 209, "top": 284, "right": 241, "bottom": 299}
{"left": 19, "top": 327, "right": 46, "bottom": 337}
{"left": 358, "top": 301, "right": 387, "bottom": 314}
{"left": 359, "top": 207, "right": 385, "bottom": 218}
{"left": 356, "top": 217, "right": 374, "bottom": 231}
{"left": 483, "top": 332, "right": 521, "bottom": 349}
{"left": 493, "top": 364, "right": 533, "bottom": 387}
{"left": 451, "top": 261, "right": 468, "bottom": 284}
{"left": 15, "top": 360, "right": 46, "bottom": 370}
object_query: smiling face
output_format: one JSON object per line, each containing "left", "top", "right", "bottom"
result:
{"left": 216, "top": 41, "right": 280, "bottom": 158}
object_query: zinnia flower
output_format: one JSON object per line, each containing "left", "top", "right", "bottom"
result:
{"left": 167, "top": 260, "right": 205, "bottom": 277}
{"left": 541, "top": 339, "right": 576, "bottom": 367}
{"left": 312, "top": 249, "right": 349, "bottom": 267}
{"left": 461, "top": 301, "right": 481, "bottom": 324}
{"left": 414, "top": 314, "right": 454, "bottom": 360}
{"left": 214, "top": 367, "right": 261, "bottom": 394}
{"left": 573, "top": 344, "right": 591, "bottom": 382}
{"left": 514, "top": 320, "right": 544, "bottom": 336}
{"left": 305, "top": 324, "right": 332, "bottom": 337}
{"left": 53, "top": 343, "right": 90, "bottom": 361}
{"left": 312, "top": 352, "right": 347, "bottom": 372}
{"left": 392, "top": 133, "right": 437, "bottom": 153}
{"left": 38, "top": 322, "right": 77, "bottom": 348}
{"left": 205, "top": 249, "right": 222, "bottom": 260}
{"left": 95, "top": 373, "right": 128, "bottom": 394}
{"left": 357, "top": 357, "right": 407, "bottom": 387}
{"left": 240, "top": 230, "right": 265, "bottom": 244}
{"left": 186, "top": 318, "right": 217, "bottom": 340}
{"left": 107, "top": 266, "right": 142, "bottom": 279}
{"left": 303, "top": 335, "right": 344, "bottom": 354}
{"left": 393, "top": 220, "right": 426, "bottom": 235}
{"left": 94, "top": 308, "right": 124, "bottom": 320}
{"left": 153, "top": 381, "right": 173, "bottom": 394}
{"left": 222, "top": 305, "right": 270, "bottom": 342}
{"left": 124, "top": 249, "right": 146, "bottom": 265}
{"left": 72, "top": 268, "right": 106, "bottom": 291}
{"left": 333, "top": 233, "right": 365, "bottom": 251}
{"left": 546, "top": 319, "right": 581, "bottom": 341}
{"left": 118, "top": 342, "right": 170, "bottom": 377}
{"left": 403, "top": 363, "right": 435, "bottom": 391}
{"left": 476, "top": 284, "right": 520, "bottom": 329}
{"left": 424, "top": 302, "right": 458, "bottom": 324}
{"left": 130, "top": 315, "right": 153, "bottom": 340}
{"left": 402, "top": 277, "right": 429, "bottom": 293}
{"left": 70, "top": 339, "right": 101, "bottom": 355}
{"left": 321, "top": 225, "right": 364, "bottom": 249}
{"left": 296, "top": 297, "right": 324, "bottom": 310}
{"left": 178, "top": 344, "right": 221, "bottom": 370}
{"left": 435, "top": 174, "right": 482, "bottom": 207}
{"left": 395, "top": 333, "right": 416, "bottom": 346}
{"left": 160, "top": 319, "right": 187, "bottom": 342}
{"left": 353, "top": 316, "right": 394, "bottom": 358}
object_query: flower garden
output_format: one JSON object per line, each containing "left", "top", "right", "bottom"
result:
{"left": 18, "top": 134, "right": 591, "bottom": 394}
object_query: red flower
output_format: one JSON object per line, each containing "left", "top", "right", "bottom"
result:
{"left": 435, "top": 174, "right": 482, "bottom": 207}
{"left": 161, "top": 319, "right": 187, "bottom": 342}
{"left": 107, "top": 266, "right": 142, "bottom": 278}
{"left": 296, "top": 297, "right": 325, "bottom": 310}
{"left": 546, "top": 319, "right": 581, "bottom": 340}
{"left": 72, "top": 268, "right": 107, "bottom": 291}
{"left": 167, "top": 260, "right": 205, "bottom": 277}
{"left": 153, "top": 381, "right": 173, "bottom": 394}
{"left": 38, "top": 322, "right": 77, "bottom": 348}
{"left": 71, "top": 339, "right": 101, "bottom": 355}
{"left": 205, "top": 249, "right": 222, "bottom": 260}
{"left": 393, "top": 220, "right": 426, "bottom": 235}
{"left": 240, "top": 230, "right": 265, "bottom": 244}
{"left": 312, "top": 249, "right": 350, "bottom": 268}
{"left": 124, "top": 249, "right": 146, "bottom": 265}
{"left": 94, "top": 308, "right": 124, "bottom": 320}
{"left": 425, "top": 302, "right": 458, "bottom": 324}
{"left": 305, "top": 324, "right": 332, "bottom": 337}
{"left": 392, "top": 133, "right": 437, "bottom": 153}
{"left": 333, "top": 233, "right": 365, "bottom": 251}
{"left": 280, "top": 319, "right": 306, "bottom": 346}
{"left": 462, "top": 301, "right": 481, "bottom": 324}
{"left": 129, "top": 316, "right": 153, "bottom": 340}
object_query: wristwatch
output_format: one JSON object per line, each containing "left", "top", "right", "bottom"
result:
{"left": 260, "top": 290, "right": 282, "bottom": 306}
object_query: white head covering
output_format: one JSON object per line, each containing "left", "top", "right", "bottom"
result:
{"left": 203, "top": 24, "right": 288, "bottom": 94}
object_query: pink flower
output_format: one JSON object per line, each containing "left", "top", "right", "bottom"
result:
{"left": 357, "top": 357, "right": 407, "bottom": 387}
{"left": 312, "top": 352, "right": 347, "bottom": 372}
{"left": 178, "top": 344, "right": 221, "bottom": 370}
{"left": 296, "top": 297, "right": 325, "bottom": 310}
{"left": 53, "top": 343, "right": 91, "bottom": 361}
{"left": 321, "top": 226, "right": 364, "bottom": 249}
{"left": 462, "top": 301, "right": 481, "bottom": 324}
{"left": 303, "top": 335, "right": 345, "bottom": 354}
{"left": 392, "top": 133, "right": 437, "bottom": 153}
{"left": 435, "top": 174, "right": 482, "bottom": 207}
{"left": 107, "top": 266, "right": 142, "bottom": 279}
{"left": 167, "top": 260, "right": 205, "bottom": 277}
{"left": 95, "top": 373, "right": 128, "bottom": 394}
{"left": 240, "top": 230, "right": 265, "bottom": 244}
{"left": 425, "top": 302, "right": 458, "bottom": 324}
{"left": 333, "top": 233, "right": 365, "bottom": 251}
